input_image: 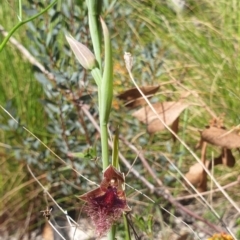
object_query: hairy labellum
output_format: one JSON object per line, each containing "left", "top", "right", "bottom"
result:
{"left": 79, "top": 165, "right": 131, "bottom": 237}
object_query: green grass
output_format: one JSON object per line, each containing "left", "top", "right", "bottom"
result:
{"left": 0, "top": 1, "right": 49, "bottom": 234}
{"left": 0, "top": 2, "right": 46, "bottom": 131}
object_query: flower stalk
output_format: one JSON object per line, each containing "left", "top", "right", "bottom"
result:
{"left": 86, "top": 0, "right": 102, "bottom": 72}
{"left": 67, "top": 1, "right": 128, "bottom": 238}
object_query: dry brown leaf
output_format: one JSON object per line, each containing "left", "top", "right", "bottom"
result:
{"left": 117, "top": 85, "right": 160, "bottom": 108}
{"left": 185, "top": 162, "right": 207, "bottom": 192}
{"left": 205, "top": 149, "right": 235, "bottom": 169}
{"left": 132, "top": 101, "right": 189, "bottom": 133}
{"left": 213, "top": 148, "right": 235, "bottom": 167}
{"left": 201, "top": 126, "right": 240, "bottom": 149}
{"left": 185, "top": 148, "right": 235, "bottom": 192}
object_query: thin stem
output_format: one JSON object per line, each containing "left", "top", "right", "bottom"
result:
{"left": 0, "top": 0, "right": 57, "bottom": 52}
{"left": 107, "top": 226, "right": 115, "bottom": 240}
{"left": 86, "top": 0, "right": 102, "bottom": 72}
{"left": 123, "top": 214, "right": 131, "bottom": 240}
{"left": 100, "top": 122, "right": 109, "bottom": 170}
{"left": 87, "top": 2, "right": 114, "bottom": 239}
{"left": 112, "top": 127, "right": 119, "bottom": 168}
{"left": 18, "top": 0, "right": 22, "bottom": 21}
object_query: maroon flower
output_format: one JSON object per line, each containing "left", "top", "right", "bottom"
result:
{"left": 79, "top": 165, "right": 131, "bottom": 237}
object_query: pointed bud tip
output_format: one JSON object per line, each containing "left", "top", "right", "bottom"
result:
{"left": 65, "top": 35, "right": 97, "bottom": 70}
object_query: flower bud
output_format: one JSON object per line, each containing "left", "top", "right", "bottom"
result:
{"left": 66, "top": 35, "right": 97, "bottom": 70}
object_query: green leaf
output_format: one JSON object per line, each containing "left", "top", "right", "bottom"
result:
{"left": 100, "top": 17, "right": 113, "bottom": 124}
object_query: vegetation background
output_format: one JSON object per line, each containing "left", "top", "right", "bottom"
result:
{"left": 0, "top": 0, "right": 240, "bottom": 239}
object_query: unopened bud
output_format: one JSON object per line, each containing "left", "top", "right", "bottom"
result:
{"left": 66, "top": 35, "right": 97, "bottom": 70}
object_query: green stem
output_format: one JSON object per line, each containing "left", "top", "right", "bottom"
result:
{"left": 112, "top": 126, "right": 119, "bottom": 168}
{"left": 0, "top": 0, "right": 58, "bottom": 53}
{"left": 123, "top": 214, "right": 131, "bottom": 240}
{"left": 86, "top": 0, "right": 102, "bottom": 73}
{"left": 87, "top": 1, "right": 114, "bottom": 239}
{"left": 107, "top": 225, "right": 115, "bottom": 239}
{"left": 100, "top": 121, "right": 109, "bottom": 170}
{"left": 91, "top": 67, "right": 102, "bottom": 87}
{"left": 18, "top": 0, "right": 22, "bottom": 21}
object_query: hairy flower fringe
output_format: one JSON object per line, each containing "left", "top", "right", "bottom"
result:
{"left": 85, "top": 186, "right": 127, "bottom": 237}
{"left": 79, "top": 165, "right": 131, "bottom": 237}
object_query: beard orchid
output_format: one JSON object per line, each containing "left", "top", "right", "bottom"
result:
{"left": 79, "top": 165, "right": 131, "bottom": 237}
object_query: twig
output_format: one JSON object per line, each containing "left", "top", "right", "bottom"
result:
{"left": 176, "top": 178, "right": 240, "bottom": 201}
{"left": 27, "top": 165, "right": 79, "bottom": 228}
{"left": 120, "top": 136, "right": 164, "bottom": 187}
{"left": 17, "top": 203, "right": 33, "bottom": 239}
{"left": 48, "top": 221, "right": 66, "bottom": 240}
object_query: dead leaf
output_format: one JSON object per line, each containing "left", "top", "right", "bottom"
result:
{"left": 117, "top": 85, "right": 160, "bottom": 108}
{"left": 206, "top": 150, "right": 234, "bottom": 168}
{"left": 185, "top": 148, "right": 235, "bottom": 192}
{"left": 185, "top": 162, "right": 207, "bottom": 192}
{"left": 201, "top": 127, "right": 240, "bottom": 149}
{"left": 132, "top": 101, "right": 189, "bottom": 133}
{"left": 212, "top": 148, "right": 235, "bottom": 167}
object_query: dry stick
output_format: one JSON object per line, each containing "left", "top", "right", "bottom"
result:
{"left": 17, "top": 203, "right": 33, "bottom": 239}
{"left": 119, "top": 136, "right": 164, "bottom": 187}
{"left": 81, "top": 104, "right": 222, "bottom": 234}
{"left": 48, "top": 221, "right": 66, "bottom": 240}
{"left": 125, "top": 152, "right": 140, "bottom": 177}
{"left": 27, "top": 165, "right": 80, "bottom": 231}
{"left": 176, "top": 178, "right": 240, "bottom": 201}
